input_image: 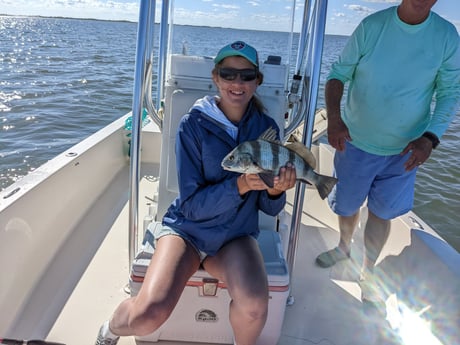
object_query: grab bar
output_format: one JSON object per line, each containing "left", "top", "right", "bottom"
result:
{"left": 128, "top": 0, "right": 156, "bottom": 267}
{"left": 286, "top": 0, "right": 328, "bottom": 288}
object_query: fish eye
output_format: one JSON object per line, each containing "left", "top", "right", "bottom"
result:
{"left": 229, "top": 155, "right": 234, "bottom": 161}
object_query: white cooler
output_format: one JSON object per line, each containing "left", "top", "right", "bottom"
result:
{"left": 130, "top": 222, "right": 290, "bottom": 344}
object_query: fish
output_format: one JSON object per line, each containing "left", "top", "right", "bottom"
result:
{"left": 221, "top": 127, "right": 338, "bottom": 199}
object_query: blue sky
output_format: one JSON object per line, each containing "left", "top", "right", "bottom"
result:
{"left": 0, "top": 0, "right": 459, "bottom": 35}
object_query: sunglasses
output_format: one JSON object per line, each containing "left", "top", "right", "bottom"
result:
{"left": 218, "top": 67, "right": 258, "bottom": 82}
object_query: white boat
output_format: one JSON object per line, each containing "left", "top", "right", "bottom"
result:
{"left": 1, "top": 1, "right": 459, "bottom": 344}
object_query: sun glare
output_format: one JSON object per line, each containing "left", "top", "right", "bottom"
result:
{"left": 386, "top": 294, "right": 443, "bottom": 345}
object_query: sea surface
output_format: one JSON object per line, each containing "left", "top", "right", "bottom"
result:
{"left": 1, "top": 16, "right": 459, "bottom": 251}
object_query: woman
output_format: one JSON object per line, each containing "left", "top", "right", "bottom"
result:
{"left": 96, "top": 41, "right": 296, "bottom": 345}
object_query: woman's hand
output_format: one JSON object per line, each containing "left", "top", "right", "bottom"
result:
{"left": 267, "top": 163, "right": 297, "bottom": 196}
{"left": 237, "top": 164, "right": 297, "bottom": 196}
{"left": 237, "top": 173, "right": 266, "bottom": 195}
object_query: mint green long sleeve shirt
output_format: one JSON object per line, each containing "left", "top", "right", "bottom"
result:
{"left": 328, "top": 6, "right": 460, "bottom": 155}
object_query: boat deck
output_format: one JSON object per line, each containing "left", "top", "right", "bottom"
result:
{"left": 47, "top": 174, "right": 460, "bottom": 345}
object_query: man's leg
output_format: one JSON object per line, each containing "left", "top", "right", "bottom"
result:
{"left": 315, "top": 211, "right": 360, "bottom": 268}
{"left": 363, "top": 210, "right": 391, "bottom": 274}
{"left": 360, "top": 211, "right": 391, "bottom": 305}
{"left": 338, "top": 212, "right": 360, "bottom": 254}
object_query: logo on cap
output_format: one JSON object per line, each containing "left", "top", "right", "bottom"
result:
{"left": 230, "top": 41, "right": 246, "bottom": 51}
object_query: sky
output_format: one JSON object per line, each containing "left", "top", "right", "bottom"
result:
{"left": 0, "top": 0, "right": 459, "bottom": 36}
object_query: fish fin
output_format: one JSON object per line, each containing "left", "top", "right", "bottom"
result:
{"left": 259, "top": 127, "right": 282, "bottom": 144}
{"left": 258, "top": 172, "right": 275, "bottom": 188}
{"left": 313, "top": 174, "right": 338, "bottom": 200}
{"left": 298, "top": 177, "right": 313, "bottom": 186}
{"left": 285, "top": 142, "right": 317, "bottom": 170}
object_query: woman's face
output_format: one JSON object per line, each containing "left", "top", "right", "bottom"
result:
{"left": 213, "top": 56, "right": 260, "bottom": 110}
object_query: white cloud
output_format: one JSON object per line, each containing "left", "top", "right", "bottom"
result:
{"left": 0, "top": 0, "right": 140, "bottom": 21}
{"left": 212, "top": 3, "right": 240, "bottom": 10}
{"left": 345, "top": 4, "right": 374, "bottom": 15}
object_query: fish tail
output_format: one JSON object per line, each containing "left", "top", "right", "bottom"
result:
{"left": 314, "top": 174, "right": 338, "bottom": 200}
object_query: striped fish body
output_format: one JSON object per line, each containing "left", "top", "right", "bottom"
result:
{"left": 221, "top": 128, "right": 337, "bottom": 199}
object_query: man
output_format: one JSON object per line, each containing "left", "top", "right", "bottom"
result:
{"left": 316, "top": 0, "right": 460, "bottom": 304}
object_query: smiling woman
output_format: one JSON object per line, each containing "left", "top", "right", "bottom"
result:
{"left": 212, "top": 48, "right": 262, "bottom": 122}
{"left": 94, "top": 39, "right": 297, "bottom": 345}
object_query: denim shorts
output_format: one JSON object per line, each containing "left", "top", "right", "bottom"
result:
{"left": 153, "top": 224, "right": 208, "bottom": 262}
{"left": 328, "top": 142, "right": 417, "bottom": 220}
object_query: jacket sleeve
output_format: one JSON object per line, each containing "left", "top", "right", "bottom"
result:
{"left": 258, "top": 191, "right": 286, "bottom": 216}
{"left": 175, "top": 119, "right": 244, "bottom": 222}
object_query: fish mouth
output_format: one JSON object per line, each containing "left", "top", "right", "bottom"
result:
{"left": 221, "top": 163, "right": 238, "bottom": 172}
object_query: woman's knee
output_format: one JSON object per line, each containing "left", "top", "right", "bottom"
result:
{"left": 235, "top": 289, "right": 269, "bottom": 321}
{"left": 249, "top": 297, "right": 268, "bottom": 321}
{"left": 128, "top": 300, "right": 173, "bottom": 336}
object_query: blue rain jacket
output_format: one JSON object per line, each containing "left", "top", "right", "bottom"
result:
{"left": 162, "top": 98, "right": 286, "bottom": 256}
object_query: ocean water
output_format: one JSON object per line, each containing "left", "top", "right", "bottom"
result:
{"left": 1, "top": 16, "right": 459, "bottom": 251}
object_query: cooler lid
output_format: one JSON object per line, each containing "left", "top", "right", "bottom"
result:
{"left": 257, "top": 230, "right": 290, "bottom": 285}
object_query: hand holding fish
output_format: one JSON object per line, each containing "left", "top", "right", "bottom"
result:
{"left": 238, "top": 173, "right": 266, "bottom": 195}
{"left": 267, "top": 164, "right": 297, "bottom": 196}
{"left": 237, "top": 164, "right": 296, "bottom": 196}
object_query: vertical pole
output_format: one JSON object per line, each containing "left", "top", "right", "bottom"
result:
{"left": 286, "top": 0, "right": 328, "bottom": 287}
{"left": 156, "top": 0, "right": 170, "bottom": 104}
{"left": 129, "top": 0, "right": 156, "bottom": 267}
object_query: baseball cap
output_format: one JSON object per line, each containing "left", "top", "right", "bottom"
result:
{"left": 214, "top": 41, "right": 259, "bottom": 67}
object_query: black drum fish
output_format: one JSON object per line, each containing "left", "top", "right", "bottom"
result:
{"left": 221, "top": 127, "right": 337, "bottom": 199}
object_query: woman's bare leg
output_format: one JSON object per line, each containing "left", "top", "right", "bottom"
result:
{"left": 203, "top": 236, "right": 268, "bottom": 345}
{"left": 109, "top": 235, "right": 201, "bottom": 336}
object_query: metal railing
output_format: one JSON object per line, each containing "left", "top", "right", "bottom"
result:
{"left": 128, "top": 0, "right": 156, "bottom": 267}
{"left": 286, "top": 0, "right": 328, "bottom": 289}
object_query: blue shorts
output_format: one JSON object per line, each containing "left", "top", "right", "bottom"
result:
{"left": 153, "top": 224, "right": 208, "bottom": 262}
{"left": 328, "top": 142, "right": 417, "bottom": 220}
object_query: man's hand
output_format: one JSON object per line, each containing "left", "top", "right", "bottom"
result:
{"left": 401, "top": 136, "right": 433, "bottom": 171}
{"left": 327, "top": 116, "right": 351, "bottom": 152}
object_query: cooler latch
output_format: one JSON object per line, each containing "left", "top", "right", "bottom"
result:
{"left": 202, "top": 278, "right": 219, "bottom": 296}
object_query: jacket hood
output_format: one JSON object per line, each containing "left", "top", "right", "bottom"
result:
{"left": 191, "top": 95, "right": 239, "bottom": 140}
